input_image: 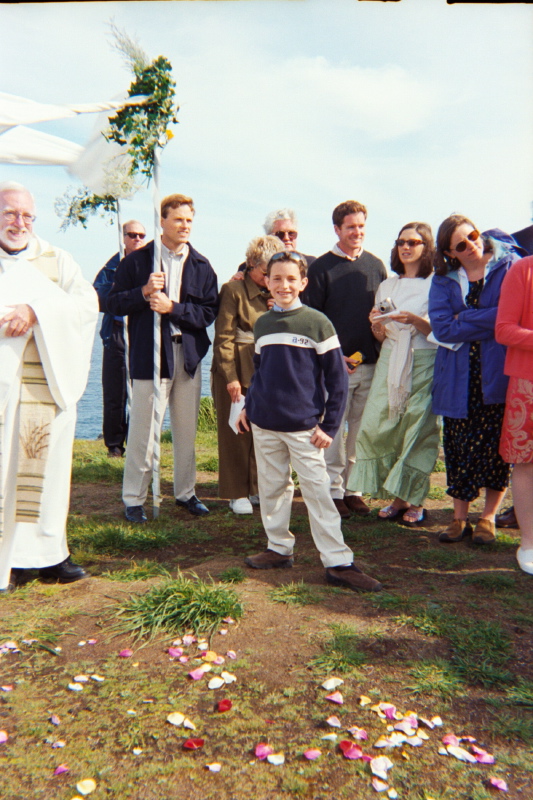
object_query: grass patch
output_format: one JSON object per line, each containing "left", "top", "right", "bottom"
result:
{"left": 68, "top": 517, "right": 212, "bottom": 556}
{"left": 113, "top": 572, "right": 243, "bottom": 639}
{"left": 433, "top": 458, "right": 446, "bottom": 473}
{"left": 462, "top": 573, "right": 516, "bottom": 591}
{"left": 405, "top": 660, "right": 464, "bottom": 699}
{"left": 414, "top": 548, "right": 475, "bottom": 570}
{"left": 197, "top": 455, "right": 219, "bottom": 472}
{"left": 505, "top": 678, "right": 533, "bottom": 707}
{"left": 369, "top": 591, "right": 425, "bottom": 613}
{"left": 101, "top": 560, "right": 170, "bottom": 582}
{"left": 489, "top": 710, "right": 533, "bottom": 744}
{"left": 308, "top": 623, "right": 367, "bottom": 673}
{"left": 219, "top": 566, "right": 246, "bottom": 584}
{"left": 269, "top": 580, "right": 322, "bottom": 607}
{"left": 71, "top": 445, "right": 124, "bottom": 483}
{"left": 427, "top": 485, "right": 447, "bottom": 500}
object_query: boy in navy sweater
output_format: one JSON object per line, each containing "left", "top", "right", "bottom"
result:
{"left": 237, "top": 252, "right": 382, "bottom": 592}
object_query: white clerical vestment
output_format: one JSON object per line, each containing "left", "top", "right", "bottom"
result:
{"left": 0, "top": 236, "right": 98, "bottom": 588}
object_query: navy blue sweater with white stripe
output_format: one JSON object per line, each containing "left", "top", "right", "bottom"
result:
{"left": 245, "top": 305, "right": 348, "bottom": 436}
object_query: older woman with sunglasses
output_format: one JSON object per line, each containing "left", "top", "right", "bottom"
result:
{"left": 348, "top": 222, "right": 439, "bottom": 526}
{"left": 428, "top": 214, "right": 521, "bottom": 545}
{"left": 211, "top": 235, "right": 284, "bottom": 514}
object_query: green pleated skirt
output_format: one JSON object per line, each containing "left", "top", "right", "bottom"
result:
{"left": 347, "top": 348, "right": 441, "bottom": 506}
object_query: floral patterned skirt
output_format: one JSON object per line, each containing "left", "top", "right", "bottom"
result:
{"left": 499, "top": 376, "right": 533, "bottom": 464}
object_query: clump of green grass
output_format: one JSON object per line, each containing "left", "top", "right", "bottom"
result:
{"left": 197, "top": 396, "right": 217, "bottom": 432}
{"left": 161, "top": 428, "right": 172, "bottom": 443}
{"left": 462, "top": 573, "right": 516, "bottom": 591}
{"left": 505, "top": 679, "right": 533, "bottom": 707}
{"left": 405, "top": 660, "right": 464, "bottom": 699}
{"left": 71, "top": 448, "right": 124, "bottom": 484}
{"left": 101, "top": 560, "right": 170, "bottom": 582}
{"left": 219, "top": 566, "right": 246, "bottom": 584}
{"left": 68, "top": 517, "right": 211, "bottom": 556}
{"left": 113, "top": 572, "right": 243, "bottom": 639}
{"left": 489, "top": 710, "right": 533, "bottom": 744}
{"left": 197, "top": 455, "right": 219, "bottom": 472}
{"left": 433, "top": 458, "right": 446, "bottom": 473}
{"left": 414, "top": 548, "right": 475, "bottom": 570}
{"left": 308, "top": 623, "right": 367, "bottom": 673}
{"left": 269, "top": 580, "right": 321, "bottom": 607}
{"left": 427, "top": 486, "right": 446, "bottom": 500}
{"left": 369, "top": 592, "right": 425, "bottom": 613}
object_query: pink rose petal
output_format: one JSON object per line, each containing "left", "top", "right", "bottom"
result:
{"left": 52, "top": 740, "right": 66, "bottom": 749}
{"left": 213, "top": 656, "right": 225, "bottom": 665}
{"left": 87, "top": 638, "right": 97, "bottom": 645}
{"left": 339, "top": 740, "right": 363, "bottom": 760}
{"left": 471, "top": 745, "right": 495, "bottom": 764}
{"left": 1, "top": 686, "right": 13, "bottom": 692}
{"left": 53, "top": 764, "right": 69, "bottom": 775}
{"left": 346, "top": 726, "right": 368, "bottom": 741}
{"left": 183, "top": 738, "right": 204, "bottom": 750}
{"left": 362, "top": 754, "right": 373, "bottom": 762}
{"left": 304, "top": 748, "right": 321, "bottom": 760}
{"left": 382, "top": 704, "right": 397, "bottom": 720}
{"left": 255, "top": 743, "right": 274, "bottom": 760}
{"left": 49, "top": 714, "right": 61, "bottom": 726}
{"left": 226, "top": 650, "right": 237, "bottom": 659}
{"left": 168, "top": 647, "right": 183, "bottom": 659}
{"left": 119, "top": 649, "right": 133, "bottom": 658}
{"left": 217, "top": 699, "right": 232, "bottom": 713}
{"left": 442, "top": 734, "right": 460, "bottom": 747}
{"left": 0, "top": 731, "right": 8, "bottom": 744}
{"left": 182, "top": 634, "right": 197, "bottom": 646}
{"left": 371, "top": 776, "right": 389, "bottom": 792}
{"left": 326, "top": 691, "right": 343, "bottom": 705}
{"left": 489, "top": 777, "right": 508, "bottom": 792}
{"left": 179, "top": 655, "right": 189, "bottom": 663}
{"left": 326, "top": 715, "right": 341, "bottom": 728}
{"left": 188, "top": 667, "right": 207, "bottom": 680}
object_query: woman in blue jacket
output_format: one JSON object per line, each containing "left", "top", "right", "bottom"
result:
{"left": 429, "top": 214, "right": 520, "bottom": 545}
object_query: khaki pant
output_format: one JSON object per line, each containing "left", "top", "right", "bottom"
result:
{"left": 252, "top": 424, "right": 354, "bottom": 568}
{"left": 123, "top": 343, "right": 201, "bottom": 506}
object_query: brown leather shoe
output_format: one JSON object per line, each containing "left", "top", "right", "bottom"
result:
{"left": 333, "top": 498, "right": 351, "bottom": 519}
{"left": 438, "top": 518, "right": 472, "bottom": 543}
{"left": 495, "top": 506, "right": 518, "bottom": 529}
{"left": 343, "top": 495, "right": 371, "bottom": 516}
{"left": 326, "top": 564, "right": 382, "bottom": 592}
{"left": 245, "top": 549, "right": 294, "bottom": 569}
{"left": 472, "top": 518, "right": 496, "bottom": 545}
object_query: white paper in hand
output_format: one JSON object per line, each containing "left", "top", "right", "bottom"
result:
{"left": 229, "top": 397, "right": 245, "bottom": 434}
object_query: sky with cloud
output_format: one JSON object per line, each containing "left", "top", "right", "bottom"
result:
{"left": 1, "top": 0, "right": 531, "bottom": 283}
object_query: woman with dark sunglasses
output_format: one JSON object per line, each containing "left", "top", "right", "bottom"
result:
{"left": 428, "top": 214, "right": 521, "bottom": 545}
{"left": 347, "top": 222, "right": 440, "bottom": 526}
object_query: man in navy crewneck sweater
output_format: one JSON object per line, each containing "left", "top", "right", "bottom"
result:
{"left": 303, "top": 201, "right": 387, "bottom": 519}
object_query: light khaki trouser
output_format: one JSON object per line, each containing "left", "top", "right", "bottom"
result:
{"left": 251, "top": 424, "right": 354, "bottom": 568}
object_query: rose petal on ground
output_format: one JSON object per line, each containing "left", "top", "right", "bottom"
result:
{"left": 362, "top": 754, "right": 373, "bottom": 762}
{"left": 339, "top": 741, "right": 363, "bottom": 760}
{"left": 267, "top": 753, "right": 285, "bottom": 765}
{"left": 321, "top": 733, "right": 338, "bottom": 741}
{"left": 198, "top": 640, "right": 209, "bottom": 649}
{"left": 76, "top": 778, "right": 97, "bottom": 795}
{"left": 304, "top": 748, "right": 321, "bottom": 760}
{"left": 442, "top": 734, "right": 460, "bottom": 747}
{"left": 326, "top": 691, "right": 343, "bottom": 705}
{"left": 0, "top": 731, "right": 8, "bottom": 744}
{"left": 132, "top": 748, "right": 142, "bottom": 755}
{"left": 432, "top": 716, "right": 443, "bottom": 726}
{"left": 219, "top": 629, "right": 228, "bottom": 636}
{"left": 126, "top": 710, "right": 136, "bottom": 716}
{"left": 372, "top": 777, "right": 389, "bottom": 792}
{"left": 77, "top": 641, "right": 86, "bottom": 647}
{"left": 182, "top": 635, "right": 196, "bottom": 646}
{"left": 359, "top": 695, "right": 372, "bottom": 706}
{"left": 221, "top": 671, "right": 237, "bottom": 684}
{"left": 90, "top": 675, "right": 105, "bottom": 683}
{"left": 183, "top": 738, "right": 204, "bottom": 750}
{"left": 417, "top": 730, "right": 429, "bottom": 740}
{"left": 446, "top": 745, "right": 478, "bottom": 763}
{"left": 217, "top": 699, "right": 232, "bottom": 712}
{"left": 68, "top": 683, "right": 83, "bottom": 692}
{"left": 87, "top": 639, "right": 97, "bottom": 645}
{"left": 370, "top": 756, "right": 394, "bottom": 780}
{"left": 322, "top": 677, "right": 344, "bottom": 691}
{"left": 401, "top": 750, "right": 410, "bottom": 761}
{"left": 73, "top": 675, "right": 89, "bottom": 683}
{"left": 179, "top": 656, "right": 189, "bottom": 663}
{"left": 489, "top": 777, "right": 508, "bottom": 791}
{"left": 255, "top": 743, "right": 274, "bottom": 760}
{"left": 167, "top": 713, "right": 185, "bottom": 727}
{"left": 54, "top": 647, "right": 61, "bottom": 652}
{"left": 419, "top": 717, "right": 435, "bottom": 730}
{"left": 460, "top": 735, "right": 477, "bottom": 743}
{"left": 393, "top": 720, "right": 416, "bottom": 736}
{"left": 438, "top": 747, "right": 448, "bottom": 756}
{"left": 189, "top": 667, "right": 208, "bottom": 681}
{"left": 203, "top": 651, "right": 219, "bottom": 662}
{"left": 168, "top": 647, "right": 183, "bottom": 659}
{"left": 223, "top": 617, "right": 235, "bottom": 624}
{"left": 346, "top": 726, "right": 368, "bottom": 740}
{"left": 405, "top": 736, "right": 424, "bottom": 747}
{"left": 388, "top": 789, "right": 398, "bottom": 799}
{"left": 52, "top": 740, "right": 66, "bottom": 748}
{"left": 206, "top": 762, "right": 222, "bottom": 772}
{"left": 471, "top": 745, "right": 495, "bottom": 764}
{"left": 213, "top": 656, "right": 225, "bottom": 665}
{"left": 327, "top": 715, "right": 342, "bottom": 728}
{"left": 380, "top": 704, "right": 397, "bottom": 720}
{"left": 1, "top": 686, "right": 13, "bottom": 692}
{"left": 184, "top": 718, "right": 196, "bottom": 730}
{"left": 50, "top": 714, "right": 61, "bottom": 726}
{"left": 208, "top": 676, "right": 225, "bottom": 690}
{"left": 118, "top": 649, "right": 133, "bottom": 658}
{"left": 53, "top": 764, "right": 69, "bottom": 775}
{"left": 226, "top": 650, "right": 237, "bottom": 660}
{"left": 4, "top": 641, "right": 18, "bottom": 649}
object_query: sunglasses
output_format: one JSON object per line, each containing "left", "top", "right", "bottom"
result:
{"left": 451, "top": 229, "right": 481, "bottom": 253}
{"left": 396, "top": 238, "right": 424, "bottom": 248}
{"left": 125, "top": 232, "right": 146, "bottom": 239}
{"left": 268, "top": 251, "right": 307, "bottom": 269}
{"left": 274, "top": 230, "right": 298, "bottom": 241}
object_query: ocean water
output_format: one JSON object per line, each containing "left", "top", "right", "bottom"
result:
{"left": 75, "top": 319, "right": 214, "bottom": 440}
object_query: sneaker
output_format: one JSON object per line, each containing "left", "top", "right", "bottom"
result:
{"left": 245, "top": 549, "right": 294, "bottom": 569}
{"left": 229, "top": 497, "right": 254, "bottom": 515}
{"left": 472, "top": 518, "right": 496, "bottom": 545}
{"left": 325, "top": 564, "right": 382, "bottom": 592}
{"left": 249, "top": 495, "right": 260, "bottom": 507}
{"left": 125, "top": 505, "right": 147, "bottom": 524}
{"left": 438, "top": 518, "right": 472, "bottom": 543}
{"left": 516, "top": 547, "right": 533, "bottom": 575}
{"left": 343, "top": 495, "right": 371, "bottom": 516}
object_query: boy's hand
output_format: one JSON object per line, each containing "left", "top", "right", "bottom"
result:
{"left": 236, "top": 409, "right": 250, "bottom": 433}
{"left": 310, "top": 426, "right": 332, "bottom": 449}
{"left": 343, "top": 355, "right": 358, "bottom": 374}
{"left": 226, "top": 380, "right": 242, "bottom": 402}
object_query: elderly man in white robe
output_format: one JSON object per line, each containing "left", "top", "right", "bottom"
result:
{"left": 0, "top": 181, "right": 98, "bottom": 593}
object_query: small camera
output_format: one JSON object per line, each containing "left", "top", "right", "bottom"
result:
{"left": 378, "top": 298, "right": 396, "bottom": 315}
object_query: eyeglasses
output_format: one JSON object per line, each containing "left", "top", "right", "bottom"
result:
{"left": 274, "top": 230, "right": 298, "bottom": 241}
{"left": 450, "top": 229, "right": 481, "bottom": 253}
{"left": 396, "top": 238, "right": 424, "bottom": 248}
{"left": 268, "top": 251, "right": 307, "bottom": 269}
{"left": 2, "top": 210, "right": 35, "bottom": 225}
{"left": 125, "top": 232, "right": 146, "bottom": 239}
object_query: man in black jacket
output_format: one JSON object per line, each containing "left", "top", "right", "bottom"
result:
{"left": 303, "top": 200, "right": 387, "bottom": 519}
{"left": 107, "top": 194, "right": 218, "bottom": 522}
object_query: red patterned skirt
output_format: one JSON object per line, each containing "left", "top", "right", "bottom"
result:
{"left": 499, "top": 376, "right": 533, "bottom": 464}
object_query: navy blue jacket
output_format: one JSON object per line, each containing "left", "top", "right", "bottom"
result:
{"left": 107, "top": 241, "right": 218, "bottom": 378}
{"left": 429, "top": 239, "right": 519, "bottom": 418}
{"left": 93, "top": 252, "right": 121, "bottom": 345}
